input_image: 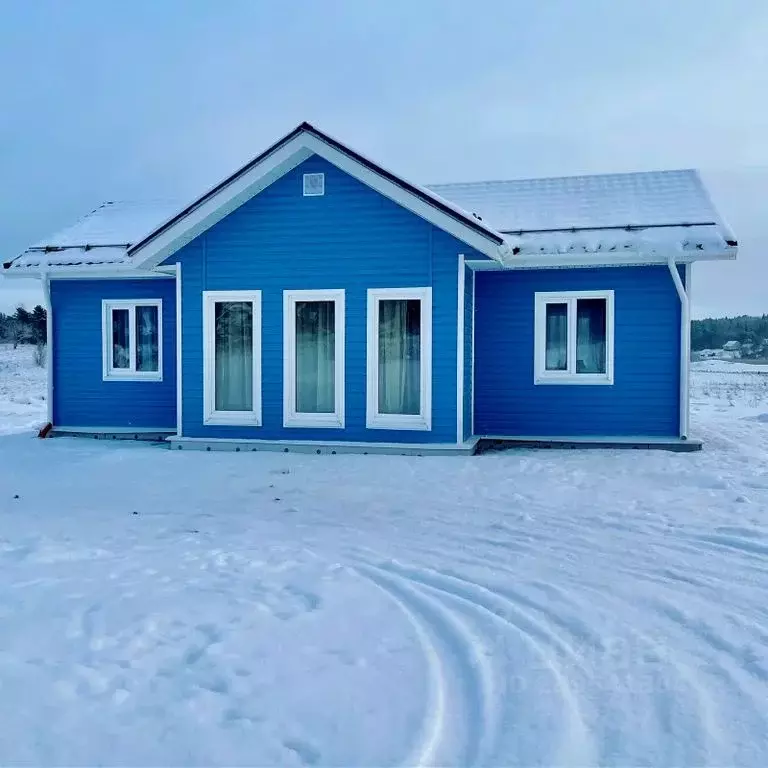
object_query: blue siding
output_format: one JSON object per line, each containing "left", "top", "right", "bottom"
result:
{"left": 51, "top": 279, "right": 176, "bottom": 428}
{"left": 463, "top": 265, "right": 474, "bottom": 441}
{"left": 171, "top": 155, "right": 484, "bottom": 443}
{"left": 474, "top": 266, "right": 682, "bottom": 437}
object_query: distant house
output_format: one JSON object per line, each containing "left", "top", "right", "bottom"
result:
{"left": 722, "top": 340, "right": 742, "bottom": 358}
{"left": 2, "top": 123, "right": 738, "bottom": 452}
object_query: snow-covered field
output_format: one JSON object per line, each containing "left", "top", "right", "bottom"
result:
{"left": 0, "top": 343, "right": 767, "bottom": 766}
{"left": 0, "top": 343, "right": 46, "bottom": 435}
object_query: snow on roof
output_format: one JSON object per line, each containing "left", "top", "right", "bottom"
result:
{"left": 427, "top": 169, "right": 722, "bottom": 233}
{"left": 5, "top": 166, "right": 735, "bottom": 274}
{"left": 6, "top": 200, "right": 181, "bottom": 271}
{"left": 500, "top": 224, "right": 730, "bottom": 259}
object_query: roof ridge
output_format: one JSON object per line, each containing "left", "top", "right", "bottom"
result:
{"left": 427, "top": 168, "right": 699, "bottom": 188}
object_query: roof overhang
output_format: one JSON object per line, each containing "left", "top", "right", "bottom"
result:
{"left": 1, "top": 265, "right": 172, "bottom": 280}
{"left": 127, "top": 123, "right": 506, "bottom": 269}
{"left": 467, "top": 246, "right": 737, "bottom": 270}
{"left": 466, "top": 223, "right": 737, "bottom": 269}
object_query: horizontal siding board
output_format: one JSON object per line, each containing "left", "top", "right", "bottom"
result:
{"left": 51, "top": 278, "right": 176, "bottom": 428}
{"left": 473, "top": 265, "right": 681, "bottom": 437}
{"left": 171, "top": 155, "right": 486, "bottom": 443}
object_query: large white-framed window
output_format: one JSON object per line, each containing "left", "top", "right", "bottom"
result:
{"left": 367, "top": 287, "right": 432, "bottom": 431}
{"left": 203, "top": 290, "right": 262, "bottom": 426}
{"left": 283, "top": 289, "right": 345, "bottom": 428}
{"left": 534, "top": 290, "right": 615, "bottom": 385}
{"left": 102, "top": 299, "right": 163, "bottom": 381}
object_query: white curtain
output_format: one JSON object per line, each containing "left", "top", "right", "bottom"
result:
{"left": 136, "top": 305, "right": 159, "bottom": 372}
{"left": 214, "top": 301, "right": 253, "bottom": 411}
{"left": 378, "top": 299, "right": 420, "bottom": 415}
{"left": 295, "top": 301, "right": 335, "bottom": 414}
{"left": 545, "top": 303, "right": 567, "bottom": 371}
{"left": 112, "top": 309, "right": 130, "bottom": 369}
{"left": 576, "top": 299, "right": 607, "bottom": 373}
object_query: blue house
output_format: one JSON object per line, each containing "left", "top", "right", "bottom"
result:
{"left": 3, "top": 123, "right": 737, "bottom": 453}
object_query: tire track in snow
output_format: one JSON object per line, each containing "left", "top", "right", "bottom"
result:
{"left": 354, "top": 564, "right": 494, "bottom": 767}
{"left": 376, "top": 562, "right": 596, "bottom": 767}
{"left": 573, "top": 580, "right": 763, "bottom": 765}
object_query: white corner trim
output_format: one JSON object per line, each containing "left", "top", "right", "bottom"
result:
{"left": 101, "top": 299, "right": 163, "bottom": 381}
{"left": 456, "top": 254, "right": 465, "bottom": 443}
{"left": 366, "top": 287, "right": 432, "bottom": 431}
{"left": 684, "top": 262, "right": 692, "bottom": 440}
{"left": 533, "top": 290, "right": 615, "bottom": 385}
{"left": 668, "top": 257, "right": 690, "bottom": 439}
{"left": 43, "top": 273, "right": 53, "bottom": 424}
{"left": 471, "top": 268, "right": 476, "bottom": 437}
{"left": 175, "top": 263, "right": 183, "bottom": 437}
{"left": 283, "top": 289, "right": 345, "bottom": 428}
{"left": 202, "top": 290, "right": 262, "bottom": 426}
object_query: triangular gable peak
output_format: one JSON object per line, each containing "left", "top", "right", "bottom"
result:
{"left": 128, "top": 122, "right": 506, "bottom": 269}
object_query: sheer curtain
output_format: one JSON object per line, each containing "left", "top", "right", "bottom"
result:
{"left": 545, "top": 303, "right": 568, "bottom": 371}
{"left": 111, "top": 309, "right": 130, "bottom": 369}
{"left": 136, "top": 305, "right": 159, "bottom": 372}
{"left": 214, "top": 301, "right": 253, "bottom": 411}
{"left": 378, "top": 299, "right": 421, "bottom": 415}
{"left": 576, "top": 299, "right": 607, "bottom": 373}
{"left": 295, "top": 301, "right": 335, "bottom": 413}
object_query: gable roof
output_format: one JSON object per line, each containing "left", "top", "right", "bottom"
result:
{"left": 3, "top": 123, "right": 738, "bottom": 275}
{"left": 127, "top": 122, "right": 505, "bottom": 267}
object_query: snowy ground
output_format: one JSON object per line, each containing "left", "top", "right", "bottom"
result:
{"left": 0, "top": 343, "right": 47, "bottom": 435}
{"left": 0, "top": 344, "right": 767, "bottom": 766}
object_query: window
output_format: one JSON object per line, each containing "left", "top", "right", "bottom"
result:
{"left": 367, "top": 288, "right": 432, "bottom": 430}
{"left": 203, "top": 291, "right": 262, "bottom": 425}
{"left": 102, "top": 299, "right": 162, "bottom": 380}
{"left": 534, "top": 291, "right": 614, "bottom": 384}
{"left": 283, "top": 290, "right": 345, "bottom": 428}
{"left": 303, "top": 172, "right": 325, "bottom": 196}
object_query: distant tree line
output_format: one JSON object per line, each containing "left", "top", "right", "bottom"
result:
{"left": 692, "top": 314, "right": 768, "bottom": 353}
{"left": 0, "top": 305, "right": 47, "bottom": 347}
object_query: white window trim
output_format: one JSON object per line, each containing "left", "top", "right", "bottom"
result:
{"left": 101, "top": 299, "right": 163, "bottom": 381}
{"left": 283, "top": 289, "right": 345, "bottom": 428}
{"left": 366, "top": 287, "right": 432, "bottom": 431}
{"left": 534, "top": 290, "right": 615, "bottom": 385}
{"left": 203, "top": 290, "right": 262, "bottom": 426}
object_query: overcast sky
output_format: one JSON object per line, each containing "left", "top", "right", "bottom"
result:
{"left": 1, "top": 0, "right": 765, "bottom": 318}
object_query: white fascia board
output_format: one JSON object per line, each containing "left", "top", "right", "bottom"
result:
{"left": 130, "top": 132, "right": 504, "bottom": 270}
{"left": 302, "top": 135, "right": 503, "bottom": 261}
{"left": 131, "top": 142, "right": 313, "bottom": 269}
{"left": 466, "top": 248, "right": 736, "bottom": 271}
{"left": 2, "top": 267, "right": 171, "bottom": 280}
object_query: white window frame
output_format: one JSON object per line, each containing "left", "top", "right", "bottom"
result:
{"left": 366, "top": 287, "right": 432, "bottom": 431}
{"left": 101, "top": 299, "right": 163, "bottom": 381}
{"left": 203, "top": 290, "right": 262, "bottom": 426}
{"left": 283, "top": 289, "right": 345, "bottom": 428}
{"left": 303, "top": 172, "right": 325, "bottom": 196}
{"left": 534, "top": 290, "right": 615, "bottom": 385}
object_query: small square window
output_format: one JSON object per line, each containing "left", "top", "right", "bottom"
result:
{"left": 534, "top": 291, "right": 614, "bottom": 385}
{"left": 303, "top": 173, "right": 325, "bottom": 196}
{"left": 102, "top": 299, "right": 162, "bottom": 381}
